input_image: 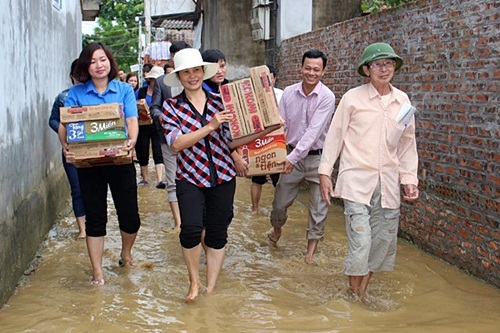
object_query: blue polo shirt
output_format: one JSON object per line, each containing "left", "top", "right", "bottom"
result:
{"left": 64, "top": 80, "right": 138, "bottom": 119}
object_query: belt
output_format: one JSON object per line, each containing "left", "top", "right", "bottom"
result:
{"left": 288, "top": 145, "right": 322, "bottom": 156}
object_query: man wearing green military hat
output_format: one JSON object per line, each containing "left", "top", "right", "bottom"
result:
{"left": 318, "top": 42, "right": 419, "bottom": 300}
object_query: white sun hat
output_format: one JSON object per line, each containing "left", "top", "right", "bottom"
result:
{"left": 163, "top": 48, "right": 219, "bottom": 87}
{"left": 144, "top": 66, "right": 165, "bottom": 79}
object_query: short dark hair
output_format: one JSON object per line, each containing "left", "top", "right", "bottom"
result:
{"left": 266, "top": 64, "right": 277, "bottom": 77}
{"left": 69, "top": 59, "right": 79, "bottom": 84}
{"left": 73, "top": 42, "right": 118, "bottom": 83}
{"left": 142, "top": 63, "right": 153, "bottom": 73}
{"left": 302, "top": 49, "right": 327, "bottom": 69}
{"left": 201, "top": 49, "right": 226, "bottom": 64}
{"left": 169, "top": 41, "right": 191, "bottom": 55}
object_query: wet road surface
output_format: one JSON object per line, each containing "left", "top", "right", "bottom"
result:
{"left": 0, "top": 172, "right": 498, "bottom": 332}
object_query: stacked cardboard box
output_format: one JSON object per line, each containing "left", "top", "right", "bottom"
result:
{"left": 60, "top": 103, "right": 131, "bottom": 167}
{"left": 220, "top": 65, "right": 287, "bottom": 176}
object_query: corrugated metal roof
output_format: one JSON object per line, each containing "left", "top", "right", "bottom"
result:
{"left": 161, "top": 19, "right": 193, "bottom": 30}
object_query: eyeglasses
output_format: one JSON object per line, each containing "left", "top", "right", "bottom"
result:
{"left": 368, "top": 60, "right": 396, "bottom": 71}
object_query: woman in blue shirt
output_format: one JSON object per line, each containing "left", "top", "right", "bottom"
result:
{"left": 61, "top": 42, "right": 140, "bottom": 285}
{"left": 48, "top": 59, "right": 86, "bottom": 239}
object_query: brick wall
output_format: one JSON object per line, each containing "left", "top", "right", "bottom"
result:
{"left": 277, "top": 0, "right": 499, "bottom": 287}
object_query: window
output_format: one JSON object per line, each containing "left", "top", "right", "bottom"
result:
{"left": 53, "top": 0, "right": 62, "bottom": 10}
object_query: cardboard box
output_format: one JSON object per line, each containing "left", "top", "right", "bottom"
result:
{"left": 250, "top": 66, "right": 282, "bottom": 127}
{"left": 220, "top": 78, "right": 265, "bottom": 139}
{"left": 60, "top": 103, "right": 123, "bottom": 123}
{"left": 137, "top": 99, "right": 153, "bottom": 125}
{"left": 68, "top": 140, "right": 129, "bottom": 161}
{"left": 220, "top": 82, "right": 250, "bottom": 138}
{"left": 73, "top": 155, "right": 133, "bottom": 168}
{"left": 237, "top": 127, "right": 286, "bottom": 176}
{"left": 66, "top": 118, "right": 127, "bottom": 143}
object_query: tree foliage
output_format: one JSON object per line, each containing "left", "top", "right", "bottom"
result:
{"left": 83, "top": 0, "right": 143, "bottom": 71}
{"left": 361, "top": 0, "right": 414, "bottom": 14}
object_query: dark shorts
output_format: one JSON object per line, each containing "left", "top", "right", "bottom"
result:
{"left": 251, "top": 173, "right": 280, "bottom": 187}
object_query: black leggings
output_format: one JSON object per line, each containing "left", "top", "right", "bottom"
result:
{"left": 135, "top": 124, "right": 163, "bottom": 166}
{"left": 176, "top": 178, "right": 236, "bottom": 249}
{"left": 78, "top": 163, "right": 141, "bottom": 237}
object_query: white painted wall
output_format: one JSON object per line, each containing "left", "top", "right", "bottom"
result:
{"left": 150, "top": 0, "right": 195, "bottom": 16}
{"left": 0, "top": 0, "right": 82, "bottom": 304}
{"left": 277, "top": 0, "right": 312, "bottom": 45}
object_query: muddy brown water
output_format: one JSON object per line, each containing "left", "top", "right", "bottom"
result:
{"left": 0, "top": 173, "right": 498, "bottom": 332}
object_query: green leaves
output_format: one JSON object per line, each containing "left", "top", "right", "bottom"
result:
{"left": 361, "top": 0, "right": 413, "bottom": 14}
{"left": 83, "top": 0, "right": 144, "bottom": 71}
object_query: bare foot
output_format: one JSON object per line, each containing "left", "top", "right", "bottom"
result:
{"left": 252, "top": 208, "right": 259, "bottom": 215}
{"left": 118, "top": 258, "right": 135, "bottom": 267}
{"left": 90, "top": 278, "right": 105, "bottom": 285}
{"left": 304, "top": 239, "right": 319, "bottom": 264}
{"left": 185, "top": 280, "right": 202, "bottom": 303}
{"left": 267, "top": 227, "right": 282, "bottom": 244}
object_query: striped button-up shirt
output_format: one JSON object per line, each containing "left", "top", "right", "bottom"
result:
{"left": 160, "top": 91, "right": 236, "bottom": 187}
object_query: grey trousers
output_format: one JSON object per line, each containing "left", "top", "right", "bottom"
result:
{"left": 160, "top": 142, "right": 178, "bottom": 202}
{"left": 270, "top": 154, "right": 329, "bottom": 240}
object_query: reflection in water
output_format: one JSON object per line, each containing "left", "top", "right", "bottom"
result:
{"left": 0, "top": 174, "right": 498, "bottom": 332}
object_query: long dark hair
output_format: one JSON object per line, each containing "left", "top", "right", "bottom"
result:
{"left": 73, "top": 42, "right": 118, "bottom": 83}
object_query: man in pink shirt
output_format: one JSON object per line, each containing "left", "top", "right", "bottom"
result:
{"left": 318, "top": 42, "right": 419, "bottom": 299}
{"left": 268, "top": 49, "right": 336, "bottom": 264}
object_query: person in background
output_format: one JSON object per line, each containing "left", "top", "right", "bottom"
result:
{"left": 267, "top": 49, "right": 335, "bottom": 264}
{"left": 144, "top": 38, "right": 171, "bottom": 67}
{"left": 149, "top": 41, "right": 191, "bottom": 232}
{"left": 201, "top": 49, "right": 248, "bottom": 177}
{"left": 117, "top": 69, "right": 127, "bottom": 82}
{"left": 48, "top": 59, "right": 86, "bottom": 239}
{"left": 126, "top": 72, "right": 139, "bottom": 92}
{"left": 160, "top": 48, "right": 281, "bottom": 302}
{"left": 135, "top": 66, "right": 166, "bottom": 188}
{"left": 61, "top": 42, "right": 140, "bottom": 285}
{"left": 319, "top": 42, "right": 419, "bottom": 299}
{"left": 140, "top": 63, "right": 154, "bottom": 91}
{"left": 250, "top": 64, "right": 283, "bottom": 214}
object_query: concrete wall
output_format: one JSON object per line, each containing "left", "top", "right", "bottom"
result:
{"left": 276, "top": 0, "right": 499, "bottom": 287}
{"left": 203, "top": 0, "right": 265, "bottom": 80}
{"left": 0, "top": 0, "right": 82, "bottom": 305}
{"left": 312, "top": 0, "right": 361, "bottom": 30}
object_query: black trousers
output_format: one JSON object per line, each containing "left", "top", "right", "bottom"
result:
{"left": 135, "top": 124, "right": 163, "bottom": 166}
{"left": 176, "top": 178, "right": 236, "bottom": 249}
{"left": 78, "top": 163, "right": 141, "bottom": 237}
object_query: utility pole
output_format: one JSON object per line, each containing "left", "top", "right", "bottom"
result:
{"left": 144, "top": 0, "right": 151, "bottom": 48}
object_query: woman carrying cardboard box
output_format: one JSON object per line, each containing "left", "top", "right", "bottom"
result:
{"left": 160, "top": 48, "right": 281, "bottom": 302}
{"left": 60, "top": 42, "right": 140, "bottom": 285}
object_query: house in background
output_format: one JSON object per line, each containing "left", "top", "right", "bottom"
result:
{"left": 140, "top": 0, "right": 361, "bottom": 80}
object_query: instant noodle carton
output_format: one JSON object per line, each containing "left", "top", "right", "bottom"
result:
{"left": 237, "top": 127, "right": 286, "bottom": 176}
{"left": 60, "top": 103, "right": 131, "bottom": 167}
{"left": 60, "top": 103, "right": 123, "bottom": 122}
{"left": 220, "top": 79, "right": 264, "bottom": 138}
{"left": 137, "top": 99, "right": 153, "bottom": 125}
{"left": 220, "top": 66, "right": 281, "bottom": 139}
{"left": 249, "top": 65, "right": 282, "bottom": 127}
{"left": 66, "top": 118, "right": 127, "bottom": 143}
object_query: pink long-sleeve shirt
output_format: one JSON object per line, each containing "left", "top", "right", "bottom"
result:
{"left": 318, "top": 83, "right": 418, "bottom": 209}
{"left": 280, "top": 81, "right": 335, "bottom": 165}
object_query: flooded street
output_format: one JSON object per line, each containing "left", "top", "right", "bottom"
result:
{"left": 0, "top": 170, "right": 498, "bottom": 332}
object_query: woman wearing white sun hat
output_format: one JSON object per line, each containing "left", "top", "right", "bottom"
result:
{"left": 160, "top": 48, "right": 282, "bottom": 302}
